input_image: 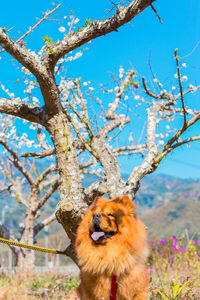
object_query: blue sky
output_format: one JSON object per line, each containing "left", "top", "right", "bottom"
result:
{"left": 0, "top": 0, "right": 200, "bottom": 179}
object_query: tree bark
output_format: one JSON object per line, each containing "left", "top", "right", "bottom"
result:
{"left": 47, "top": 113, "right": 88, "bottom": 255}
{"left": 16, "top": 210, "right": 35, "bottom": 273}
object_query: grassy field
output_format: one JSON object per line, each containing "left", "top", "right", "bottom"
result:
{"left": 0, "top": 234, "right": 200, "bottom": 299}
{"left": 148, "top": 234, "right": 200, "bottom": 299}
{"left": 0, "top": 275, "right": 79, "bottom": 300}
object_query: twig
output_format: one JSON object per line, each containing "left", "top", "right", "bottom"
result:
{"left": 142, "top": 77, "right": 162, "bottom": 99}
{"left": 64, "top": 108, "right": 99, "bottom": 160}
{"left": 34, "top": 179, "right": 60, "bottom": 213}
{"left": 174, "top": 49, "right": 187, "bottom": 126}
{"left": 0, "top": 184, "right": 12, "bottom": 194}
{"left": 73, "top": 79, "right": 94, "bottom": 139}
{"left": 37, "top": 125, "right": 49, "bottom": 150}
{"left": 150, "top": 4, "right": 163, "bottom": 24}
{"left": 156, "top": 111, "right": 200, "bottom": 165}
{"left": 21, "top": 147, "right": 55, "bottom": 158}
{"left": 181, "top": 40, "right": 200, "bottom": 59}
{"left": 0, "top": 4, "right": 61, "bottom": 53}
{"left": 35, "top": 164, "right": 56, "bottom": 187}
{"left": 0, "top": 138, "right": 35, "bottom": 186}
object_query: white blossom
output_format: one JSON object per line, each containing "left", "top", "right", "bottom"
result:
{"left": 74, "top": 51, "right": 82, "bottom": 60}
{"left": 182, "top": 63, "right": 187, "bottom": 67}
{"left": 119, "top": 66, "right": 124, "bottom": 78}
{"left": 32, "top": 97, "right": 39, "bottom": 104}
{"left": 188, "top": 84, "right": 197, "bottom": 93}
{"left": 181, "top": 75, "right": 188, "bottom": 82}
{"left": 134, "top": 95, "right": 140, "bottom": 100}
{"left": 160, "top": 89, "right": 167, "bottom": 95}
{"left": 74, "top": 18, "right": 80, "bottom": 24}
{"left": 187, "top": 108, "right": 193, "bottom": 114}
{"left": 21, "top": 67, "right": 31, "bottom": 75}
{"left": 59, "top": 26, "right": 66, "bottom": 33}
{"left": 88, "top": 87, "right": 94, "bottom": 91}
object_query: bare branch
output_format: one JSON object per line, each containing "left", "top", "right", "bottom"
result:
{"left": 34, "top": 213, "right": 56, "bottom": 236}
{"left": 155, "top": 112, "right": 200, "bottom": 165}
{"left": 0, "top": 157, "right": 28, "bottom": 206}
{"left": 174, "top": 48, "right": 187, "bottom": 125}
{"left": 0, "top": 28, "right": 46, "bottom": 77}
{"left": 127, "top": 101, "right": 164, "bottom": 187}
{"left": 36, "top": 125, "right": 49, "bottom": 150}
{"left": 112, "top": 144, "right": 145, "bottom": 157}
{"left": 21, "top": 147, "right": 55, "bottom": 158}
{"left": 150, "top": 4, "right": 163, "bottom": 24}
{"left": 142, "top": 77, "right": 173, "bottom": 101}
{"left": 0, "top": 4, "right": 61, "bottom": 54}
{"left": 33, "top": 179, "right": 60, "bottom": 213}
{"left": 0, "top": 98, "right": 47, "bottom": 125}
{"left": 99, "top": 117, "right": 130, "bottom": 139}
{"left": 35, "top": 163, "right": 56, "bottom": 187}
{"left": 0, "top": 223, "right": 19, "bottom": 255}
{"left": 106, "top": 70, "right": 135, "bottom": 119}
{"left": 46, "top": 0, "right": 155, "bottom": 68}
{"left": 0, "top": 31, "right": 62, "bottom": 116}
{"left": 79, "top": 157, "right": 96, "bottom": 170}
{"left": 39, "top": 174, "right": 59, "bottom": 192}
{"left": 66, "top": 101, "right": 93, "bottom": 139}
{"left": 83, "top": 170, "right": 104, "bottom": 179}
{"left": 165, "top": 135, "right": 200, "bottom": 153}
{"left": 73, "top": 79, "right": 94, "bottom": 138}
{"left": 64, "top": 108, "right": 99, "bottom": 159}
{"left": 0, "top": 138, "right": 35, "bottom": 186}
{"left": 0, "top": 184, "right": 12, "bottom": 194}
{"left": 142, "top": 77, "right": 161, "bottom": 99}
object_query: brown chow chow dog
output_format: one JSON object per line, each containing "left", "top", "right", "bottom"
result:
{"left": 67, "top": 195, "right": 149, "bottom": 300}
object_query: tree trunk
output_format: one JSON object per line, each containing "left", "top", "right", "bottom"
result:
{"left": 16, "top": 210, "right": 35, "bottom": 273}
{"left": 47, "top": 113, "right": 88, "bottom": 260}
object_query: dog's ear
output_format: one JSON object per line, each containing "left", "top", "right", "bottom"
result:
{"left": 112, "top": 195, "right": 136, "bottom": 216}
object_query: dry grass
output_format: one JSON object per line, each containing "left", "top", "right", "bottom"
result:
{"left": 0, "top": 234, "right": 200, "bottom": 299}
{"left": 0, "top": 274, "right": 79, "bottom": 300}
{"left": 148, "top": 234, "right": 200, "bottom": 299}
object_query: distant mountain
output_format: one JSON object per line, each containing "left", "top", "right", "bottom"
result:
{"left": 138, "top": 174, "right": 200, "bottom": 238}
{"left": 0, "top": 173, "right": 200, "bottom": 239}
{"left": 135, "top": 174, "right": 200, "bottom": 215}
{"left": 141, "top": 195, "right": 200, "bottom": 238}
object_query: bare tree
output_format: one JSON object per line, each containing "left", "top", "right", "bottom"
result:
{"left": 0, "top": 117, "right": 59, "bottom": 271}
{"left": 0, "top": 1, "right": 200, "bottom": 264}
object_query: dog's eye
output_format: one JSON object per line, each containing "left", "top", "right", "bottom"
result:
{"left": 108, "top": 213, "right": 114, "bottom": 217}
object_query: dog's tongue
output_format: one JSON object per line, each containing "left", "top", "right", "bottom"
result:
{"left": 91, "top": 231, "right": 105, "bottom": 241}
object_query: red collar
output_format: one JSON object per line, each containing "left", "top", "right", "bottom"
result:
{"left": 110, "top": 274, "right": 117, "bottom": 300}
